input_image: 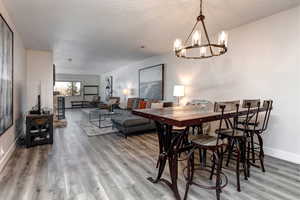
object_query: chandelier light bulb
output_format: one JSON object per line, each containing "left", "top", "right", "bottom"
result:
{"left": 218, "top": 31, "right": 228, "bottom": 47}
{"left": 192, "top": 30, "right": 201, "bottom": 46}
{"left": 180, "top": 49, "right": 187, "bottom": 57}
{"left": 173, "top": 39, "right": 182, "bottom": 51}
{"left": 200, "top": 47, "right": 206, "bottom": 57}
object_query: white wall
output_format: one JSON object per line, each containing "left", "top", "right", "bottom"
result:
{"left": 0, "top": 0, "right": 27, "bottom": 172}
{"left": 101, "top": 6, "right": 300, "bottom": 164}
{"left": 55, "top": 73, "right": 100, "bottom": 108}
{"left": 26, "top": 50, "right": 53, "bottom": 110}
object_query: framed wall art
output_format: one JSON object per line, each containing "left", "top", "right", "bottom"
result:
{"left": 139, "top": 64, "right": 164, "bottom": 100}
{"left": 0, "top": 14, "right": 14, "bottom": 136}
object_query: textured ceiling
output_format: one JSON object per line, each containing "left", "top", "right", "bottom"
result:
{"left": 3, "top": 0, "right": 300, "bottom": 73}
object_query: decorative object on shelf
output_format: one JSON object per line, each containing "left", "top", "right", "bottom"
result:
{"left": 26, "top": 114, "right": 53, "bottom": 148}
{"left": 29, "top": 95, "right": 41, "bottom": 115}
{"left": 0, "top": 14, "right": 14, "bottom": 136}
{"left": 173, "top": 0, "right": 228, "bottom": 59}
{"left": 139, "top": 64, "right": 164, "bottom": 100}
{"left": 173, "top": 85, "right": 185, "bottom": 106}
{"left": 105, "top": 76, "right": 113, "bottom": 101}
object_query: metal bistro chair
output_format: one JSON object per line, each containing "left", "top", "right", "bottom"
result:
{"left": 183, "top": 105, "right": 228, "bottom": 200}
{"left": 238, "top": 99, "right": 261, "bottom": 126}
{"left": 246, "top": 100, "right": 273, "bottom": 175}
{"left": 238, "top": 99, "right": 261, "bottom": 164}
{"left": 215, "top": 101, "right": 253, "bottom": 192}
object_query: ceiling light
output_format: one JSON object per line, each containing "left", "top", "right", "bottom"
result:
{"left": 173, "top": 0, "right": 228, "bottom": 59}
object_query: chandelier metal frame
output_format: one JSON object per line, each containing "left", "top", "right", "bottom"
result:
{"left": 174, "top": 0, "right": 228, "bottom": 59}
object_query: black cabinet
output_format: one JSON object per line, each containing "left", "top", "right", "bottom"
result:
{"left": 26, "top": 114, "right": 53, "bottom": 148}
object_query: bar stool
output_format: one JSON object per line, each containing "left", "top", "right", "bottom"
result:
{"left": 215, "top": 101, "right": 254, "bottom": 192}
{"left": 183, "top": 105, "right": 228, "bottom": 200}
{"left": 246, "top": 100, "right": 273, "bottom": 175}
{"left": 238, "top": 99, "right": 260, "bottom": 164}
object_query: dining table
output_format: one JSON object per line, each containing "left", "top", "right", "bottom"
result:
{"left": 132, "top": 105, "right": 267, "bottom": 200}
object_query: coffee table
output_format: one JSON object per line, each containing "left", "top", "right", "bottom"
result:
{"left": 89, "top": 109, "right": 121, "bottom": 128}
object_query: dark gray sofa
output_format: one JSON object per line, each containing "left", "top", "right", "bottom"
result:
{"left": 111, "top": 99, "right": 173, "bottom": 137}
{"left": 111, "top": 110, "right": 156, "bottom": 137}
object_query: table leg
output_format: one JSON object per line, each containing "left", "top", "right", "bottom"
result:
{"left": 148, "top": 122, "right": 183, "bottom": 200}
{"left": 99, "top": 112, "right": 101, "bottom": 128}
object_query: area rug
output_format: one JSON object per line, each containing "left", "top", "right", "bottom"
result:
{"left": 77, "top": 119, "right": 119, "bottom": 137}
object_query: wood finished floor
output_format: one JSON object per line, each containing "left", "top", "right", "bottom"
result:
{"left": 0, "top": 110, "right": 299, "bottom": 200}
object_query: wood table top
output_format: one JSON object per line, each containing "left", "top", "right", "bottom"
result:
{"left": 132, "top": 105, "right": 265, "bottom": 127}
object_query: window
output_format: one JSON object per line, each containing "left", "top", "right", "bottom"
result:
{"left": 54, "top": 81, "right": 81, "bottom": 96}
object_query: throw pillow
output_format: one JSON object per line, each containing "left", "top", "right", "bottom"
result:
{"left": 138, "top": 100, "right": 147, "bottom": 109}
{"left": 132, "top": 98, "right": 141, "bottom": 109}
{"left": 146, "top": 100, "right": 153, "bottom": 108}
{"left": 151, "top": 102, "right": 164, "bottom": 109}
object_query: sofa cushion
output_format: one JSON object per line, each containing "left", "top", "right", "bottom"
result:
{"left": 112, "top": 115, "right": 151, "bottom": 127}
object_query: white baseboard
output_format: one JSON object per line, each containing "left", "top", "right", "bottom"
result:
{"left": 264, "top": 147, "right": 300, "bottom": 164}
{"left": 0, "top": 138, "right": 17, "bottom": 173}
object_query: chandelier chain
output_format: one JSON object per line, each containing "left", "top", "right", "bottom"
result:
{"left": 200, "top": 0, "right": 203, "bottom": 15}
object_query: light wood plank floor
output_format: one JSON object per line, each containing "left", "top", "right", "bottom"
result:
{"left": 0, "top": 110, "right": 299, "bottom": 200}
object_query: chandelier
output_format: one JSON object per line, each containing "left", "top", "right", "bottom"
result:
{"left": 173, "top": 0, "right": 228, "bottom": 59}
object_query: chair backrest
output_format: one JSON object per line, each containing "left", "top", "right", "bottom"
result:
{"left": 214, "top": 100, "right": 240, "bottom": 112}
{"left": 235, "top": 102, "right": 258, "bottom": 136}
{"left": 242, "top": 99, "right": 260, "bottom": 108}
{"left": 260, "top": 100, "right": 273, "bottom": 132}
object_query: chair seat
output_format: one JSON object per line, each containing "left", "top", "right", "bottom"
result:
{"left": 192, "top": 135, "right": 225, "bottom": 147}
{"left": 216, "top": 128, "right": 245, "bottom": 137}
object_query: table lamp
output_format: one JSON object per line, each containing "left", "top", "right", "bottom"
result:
{"left": 173, "top": 85, "right": 185, "bottom": 106}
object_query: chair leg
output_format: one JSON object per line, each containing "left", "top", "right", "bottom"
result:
{"left": 203, "top": 149, "right": 207, "bottom": 168}
{"left": 226, "top": 139, "right": 234, "bottom": 167}
{"left": 257, "top": 134, "right": 266, "bottom": 172}
{"left": 247, "top": 140, "right": 251, "bottom": 178}
{"left": 199, "top": 148, "right": 202, "bottom": 165}
{"left": 242, "top": 139, "right": 248, "bottom": 180}
{"left": 215, "top": 152, "right": 222, "bottom": 200}
{"left": 210, "top": 152, "right": 216, "bottom": 180}
{"left": 184, "top": 152, "right": 194, "bottom": 200}
{"left": 251, "top": 134, "right": 255, "bottom": 163}
{"left": 236, "top": 139, "right": 241, "bottom": 192}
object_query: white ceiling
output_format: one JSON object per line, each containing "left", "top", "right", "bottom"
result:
{"left": 3, "top": 0, "right": 300, "bottom": 74}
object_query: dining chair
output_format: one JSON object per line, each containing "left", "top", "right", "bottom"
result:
{"left": 238, "top": 99, "right": 260, "bottom": 163}
{"left": 183, "top": 105, "right": 228, "bottom": 200}
{"left": 214, "top": 100, "right": 240, "bottom": 129}
{"left": 246, "top": 100, "right": 273, "bottom": 175}
{"left": 238, "top": 99, "right": 261, "bottom": 125}
{"left": 215, "top": 101, "right": 254, "bottom": 192}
